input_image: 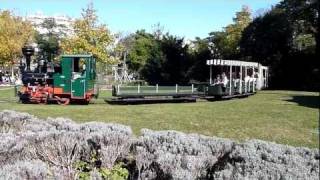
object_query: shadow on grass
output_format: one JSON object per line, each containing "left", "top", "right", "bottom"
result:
{"left": 286, "top": 95, "right": 320, "bottom": 109}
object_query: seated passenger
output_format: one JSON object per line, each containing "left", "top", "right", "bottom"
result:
{"left": 213, "top": 75, "right": 222, "bottom": 85}
{"left": 253, "top": 72, "right": 258, "bottom": 84}
{"left": 233, "top": 79, "right": 238, "bottom": 89}
{"left": 249, "top": 75, "right": 254, "bottom": 82}
{"left": 221, "top": 73, "right": 228, "bottom": 87}
{"left": 244, "top": 75, "right": 250, "bottom": 83}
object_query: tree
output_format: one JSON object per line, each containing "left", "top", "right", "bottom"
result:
{"left": 126, "top": 30, "right": 192, "bottom": 85}
{"left": 35, "top": 18, "right": 64, "bottom": 62}
{"left": 240, "top": 7, "right": 292, "bottom": 64}
{"left": 0, "top": 10, "right": 34, "bottom": 66}
{"left": 139, "top": 33, "right": 191, "bottom": 85}
{"left": 126, "top": 30, "right": 158, "bottom": 74}
{"left": 158, "top": 34, "right": 190, "bottom": 84}
{"left": 240, "top": 0, "right": 319, "bottom": 90}
{"left": 226, "top": 0, "right": 319, "bottom": 62}
{"left": 151, "top": 22, "right": 164, "bottom": 40}
{"left": 279, "top": 0, "right": 318, "bottom": 53}
{"left": 316, "top": 0, "right": 320, "bottom": 59}
{"left": 124, "top": 24, "right": 165, "bottom": 75}
{"left": 139, "top": 40, "right": 165, "bottom": 84}
{"left": 209, "top": 6, "right": 252, "bottom": 59}
{"left": 187, "top": 37, "right": 212, "bottom": 82}
{"left": 61, "top": 3, "right": 115, "bottom": 63}
{"left": 240, "top": 7, "right": 293, "bottom": 88}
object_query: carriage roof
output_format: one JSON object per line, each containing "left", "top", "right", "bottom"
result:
{"left": 206, "top": 59, "right": 260, "bottom": 67}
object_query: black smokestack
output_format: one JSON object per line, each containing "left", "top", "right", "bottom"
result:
{"left": 22, "top": 45, "right": 34, "bottom": 71}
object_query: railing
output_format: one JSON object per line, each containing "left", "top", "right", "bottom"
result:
{"left": 114, "top": 84, "right": 198, "bottom": 96}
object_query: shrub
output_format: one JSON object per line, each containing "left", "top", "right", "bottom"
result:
{"left": 0, "top": 110, "right": 319, "bottom": 179}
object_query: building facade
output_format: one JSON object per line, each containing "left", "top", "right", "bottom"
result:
{"left": 25, "top": 12, "right": 74, "bottom": 36}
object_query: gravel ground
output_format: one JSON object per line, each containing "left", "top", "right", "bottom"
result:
{"left": 0, "top": 110, "right": 319, "bottom": 180}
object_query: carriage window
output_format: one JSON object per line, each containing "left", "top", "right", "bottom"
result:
{"left": 73, "top": 58, "right": 86, "bottom": 73}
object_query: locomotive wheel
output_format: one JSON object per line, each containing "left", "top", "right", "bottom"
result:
{"left": 20, "top": 99, "right": 30, "bottom": 104}
{"left": 38, "top": 97, "right": 48, "bottom": 105}
{"left": 19, "top": 94, "right": 31, "bottom": 104}
{"left": 58, "top": 98, "right": 70, "bottom": 105}
{"left": 81, "top": 100, "right": 90, "bottom": 105}
{"left": 55, "top": 96, "right": 70, "bottom": 105}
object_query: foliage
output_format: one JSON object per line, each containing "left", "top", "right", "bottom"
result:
{"left": 126, "top": 30, "right": 160, "bottom": 74}
{"left": 35, "top": 18, "right": 64, "bottom": 62}
{"left": 0, "top": 108, "right": 132, "bottom": 179}
{"left": 123, "top": 2, "right": 317, "bottom": 90}
{"left": 74, "top": 154, "right": 129, "bottom": 180}
{"left": 278, "top": 0, "right": 318, "bottom": 53}
{"left": 74, "top": 161, "right": 91, "bottom": 180}
{"left": 141, "top": 33, "right": 189, "bottom": 84}
{"left": 99, "top": 163, "right": 129, "bottom": 180}
{"left": 240, "top": 0, "right": 319, "bottom": 90}
{"left": 126, "top": 6, "right": 252, "bottom": 85}
{"left": 151, "top": 22, "right": 165, "bottom": 40}
{"left": 0, "top": 10, "right": 34, "bottom": 66}
{"left": 240, "top": 0, "right": 318, "bottom": 62}
{"left": 136, "top": 129, "right": 319, "bottom": 179}
{"left": 139, "top": 44, "right": 164, "bottom": 84}
{"left": 187, "top": 37, "right": 212, "bottom": 82}
{"left": 155, "top": 34, "right": 190, "bottom": 85}
{"left": 0, "top": 110, "right": 318, "bottom": 179}
{"left": 126, "top": 31, "right": 191, "bottom": 85}
{"left": 73, "top": 116, "right": 130, "bottom": 180}
{"left": 208, "top": 6, "right": 252, "bottom": 59}
{"left": 61, "top": 3, "right": 115, "bottom": 64}
{"left": 292, "top": 34, "right": 316, "bottom": 52}
{"left": 240, "top": 7, "right": 292, "bottom": 64}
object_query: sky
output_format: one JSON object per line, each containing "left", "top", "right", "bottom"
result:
{"left": 0, "top": 0, "right": 281, "bottom": 39}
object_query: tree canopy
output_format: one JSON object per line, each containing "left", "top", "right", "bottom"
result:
{"left": 35, "top": 18, "right": 64, "bottom": 62}
{"left": 123, "top": 1, "right": 318, "bottom": 90}
{"left": 126, "top": 30, "right": 159, "bottom": 73}
{"left": 0, "top": 0, "right": 318, "bottom": 90}
{"left": 240, "top": 0, "right": 318, "bottom": 90}
{"left": 209, "top": 6, "right": 252, "bottom": 59}
{"left": 0, "top": 10, "right": 34, "bottom": 66}
{"left": 61, "top": 3, "right": 115, "bottom": 63}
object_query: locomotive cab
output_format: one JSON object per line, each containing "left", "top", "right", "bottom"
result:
{"left": 52, "top": 55, "right": 96, "bottom": 101}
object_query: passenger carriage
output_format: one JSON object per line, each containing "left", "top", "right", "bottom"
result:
{"left": 206, "top": 59, "right": 269, "bottom": 99}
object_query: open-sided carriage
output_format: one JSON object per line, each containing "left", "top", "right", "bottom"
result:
{"left": 206, "top": 59, "right": 269, "bottom": 99}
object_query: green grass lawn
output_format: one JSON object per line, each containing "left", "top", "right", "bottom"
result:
{"left": 0, "top": 87, "right": 318, "bottom": 148}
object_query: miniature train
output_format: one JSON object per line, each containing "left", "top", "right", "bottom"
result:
{"left": 17, "top": 46, "right": 268, "bottom": 105}
{"left": 18, "top": 46, "right": 97, "bottom": 105}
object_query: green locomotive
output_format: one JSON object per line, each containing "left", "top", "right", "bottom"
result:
{"left": 18, "top": 46, "right": 97, "bottom": 105}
